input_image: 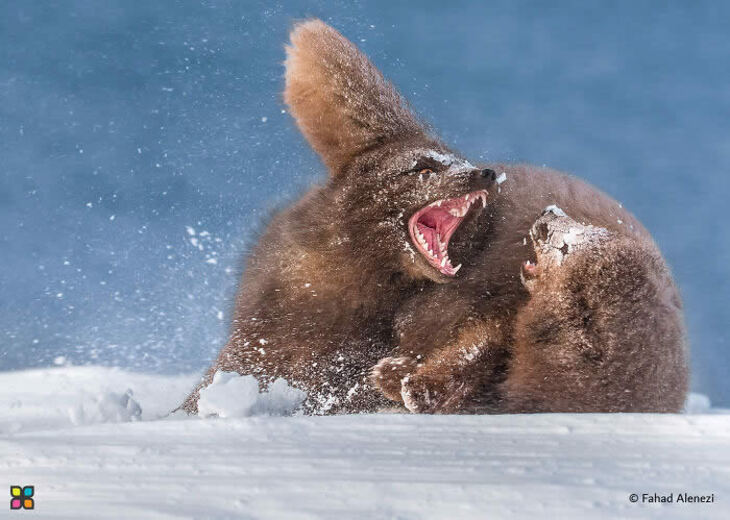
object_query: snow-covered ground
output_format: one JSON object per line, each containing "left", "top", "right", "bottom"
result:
{"left": 1, "top": 367, "right": 729, "bottom": 519}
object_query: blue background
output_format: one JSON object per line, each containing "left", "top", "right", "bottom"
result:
{"left": 2, "top": 1, "right": 728, "bottom": 404}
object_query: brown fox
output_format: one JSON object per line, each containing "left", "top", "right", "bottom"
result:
{"left": 180, "top": 19, "right": 688, "bottom": 415}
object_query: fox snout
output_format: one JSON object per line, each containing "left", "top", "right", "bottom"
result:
{"left": 468, "top": 167, "right": 498, "bottom": 194}
{"left": 480, "top": 168, "right": 497, "bottom": 181}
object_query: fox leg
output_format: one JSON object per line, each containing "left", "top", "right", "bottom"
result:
{"left": 371, "top": 313, "right": 511, "bottom": 414}
{"left": 504, "top": 208, "right": 688, "bottom": 412}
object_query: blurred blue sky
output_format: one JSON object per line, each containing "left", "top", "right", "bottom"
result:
{"left": 1, "top": 1, "right": 728, "bottom": 404}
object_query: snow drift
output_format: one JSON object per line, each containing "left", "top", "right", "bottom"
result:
{"left": 1, "top": 366, "right": 729, "bottom": 519}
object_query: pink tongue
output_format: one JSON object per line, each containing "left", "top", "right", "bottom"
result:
{"left": 416, "top": 223, "right": 442, "bottom": 259}
{"left": 419, "top": 208, "right": 449, "bottom": 229}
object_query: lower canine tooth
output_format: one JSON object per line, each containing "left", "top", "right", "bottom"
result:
{"left": 453, "top": 263, "right": 462, "bottom": 273}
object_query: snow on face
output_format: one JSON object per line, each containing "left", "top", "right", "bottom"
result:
{"left": 414, "top": 149, "right": 476, "bottom": 175}
{"left": 543, "top": 204, "right": 567, "bottom": 217}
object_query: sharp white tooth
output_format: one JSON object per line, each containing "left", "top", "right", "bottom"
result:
{"left": 436, "top": 200, "right": 442, "bottom": 207}
{"left": 453, "top": 263, "right": 462, "bottom": 273}
{"left": 440, "top": 257, "right": 447, "bottom": 268}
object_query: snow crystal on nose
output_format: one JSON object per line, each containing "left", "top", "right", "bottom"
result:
{"left": 543, "top": 204, "right": 567, "bottom": 217}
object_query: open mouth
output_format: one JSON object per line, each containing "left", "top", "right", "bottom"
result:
{"left": 408, "top": 190, "right": 488, "bottom": 276}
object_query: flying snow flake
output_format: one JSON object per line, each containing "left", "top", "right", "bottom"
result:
{"left": 496, "top": 172, "right": 508, "bottom": 185}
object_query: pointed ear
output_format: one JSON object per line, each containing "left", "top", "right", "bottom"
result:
{"left": 284, "top": 19, "right": 428, "bottom": 174}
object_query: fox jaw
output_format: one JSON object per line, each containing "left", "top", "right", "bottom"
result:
{"left": 336, "top": 145, "right": 495, "bottom": 284}
{"left": 404, "top": 151, "right": 491, "bottom": 279}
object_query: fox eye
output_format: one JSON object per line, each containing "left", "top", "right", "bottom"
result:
{"left": 399, "top": 160, "right": 440, "bottom": 177}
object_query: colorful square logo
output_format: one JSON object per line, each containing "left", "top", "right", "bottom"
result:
{"left": 10, "top": 486, "right": 34, "bottom": 510}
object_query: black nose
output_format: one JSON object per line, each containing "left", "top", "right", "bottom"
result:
{"left": 480, "top": 168, "right": 496, "bottom": 180}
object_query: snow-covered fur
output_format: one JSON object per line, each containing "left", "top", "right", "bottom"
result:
{"left": 181, "top": 20, "right": 688, "bottom": 415}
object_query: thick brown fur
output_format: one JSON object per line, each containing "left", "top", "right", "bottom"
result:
{"left": 180, "top": 20, "right": 688, "bottom": 415}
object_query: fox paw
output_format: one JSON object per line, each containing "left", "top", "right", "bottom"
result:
{"left": 401, "top": 372, "right": 476, "bottom": 414}
{"left": 521, "top": 206, "right": 609, "bottom": 291}
{"left": 400, "top": 373, "right": 438, "bottom": 413}
{"left": 370, "top": 356, "right": 418, "bottom": 403}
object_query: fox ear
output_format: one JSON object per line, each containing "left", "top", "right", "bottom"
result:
{"left": 284, "top": 19, "right": 428, "bottom": 174}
